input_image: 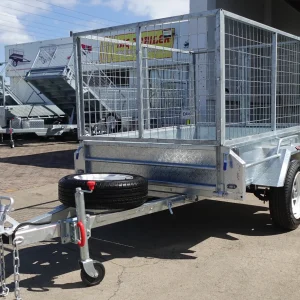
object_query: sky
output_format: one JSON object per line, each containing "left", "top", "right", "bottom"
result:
{"left": 0, "top": 0, "right": 190, "bottom": 62}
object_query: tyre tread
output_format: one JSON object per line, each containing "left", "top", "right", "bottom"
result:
{"left": 269, "top": 160, "right": 300, "bottom": 230}
{"left": 58, "top": 173, "right": 148, "bottom": 210}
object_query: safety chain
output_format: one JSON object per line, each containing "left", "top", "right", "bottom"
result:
{"left": 13, "top": 237, "right": 23, "bottom": 300}
{"left": 0, "top": 235, "right": 9, "bottom": 297}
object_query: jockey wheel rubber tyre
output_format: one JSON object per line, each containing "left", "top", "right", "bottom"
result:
{"left": 80, "top": 260, "right": 105, "bottom": 287}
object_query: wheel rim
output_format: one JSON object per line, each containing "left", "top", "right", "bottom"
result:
{"left": 74, "top": 174, "right": 133, "bottom": 181}
{"left": 292, "top": 172, "right": 300, "bottom": 219}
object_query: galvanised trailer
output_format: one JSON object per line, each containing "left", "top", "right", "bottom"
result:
{"left": 1, "top": 9, "right": 300, "bottom": 299}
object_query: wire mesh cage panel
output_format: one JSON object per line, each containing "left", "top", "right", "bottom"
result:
{"left": 74, "top": 12, "right": 218, "bottom": 141}
{"left": 224, "top": 12, "right": 300, "bottom": 141}
{"left": 276, "top": 35, "right": 300, "bottom": 128}
{"left": 224, "top": 17, "right": 273, "bottom": 139}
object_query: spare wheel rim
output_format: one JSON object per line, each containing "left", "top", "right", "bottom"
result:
{"left": 74, "top": 174, "right": 133, "bottom": 181}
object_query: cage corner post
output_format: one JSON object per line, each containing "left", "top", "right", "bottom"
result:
{"left": 191, "top": 52, "right": 199, "bottom": 137}
{"left": 271, "top": 32, "right": 278, "bottom": 132}
{"left": 215, "top": 9, "right": 226, "bottom": 145}
{"left": 1, "top": 70, "right": 5, "bottom": 109}
{"left": 136, "top": 25, "right": 145, "bottom": 138}
{"left": 215, "top": 9, "right": 226, "bottom": 194}
{"left": 73, "top": 35, "right": 85, "bottom": 138}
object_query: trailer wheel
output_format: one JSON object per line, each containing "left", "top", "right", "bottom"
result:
{"left": 269, "top": 160, "right": 300, "bottom": 230}
{"left": 58, "top": 173, "right": 148, "bottom": 209}
{"left": 80, "top": 260, "right": 105, "bottom": 287}
{"left": 105, "top": 112, "right": 122, "bottom": 133}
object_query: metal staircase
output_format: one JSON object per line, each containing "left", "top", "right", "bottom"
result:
{"left": 25, "top": 44, "right": 116, "bottom": 124}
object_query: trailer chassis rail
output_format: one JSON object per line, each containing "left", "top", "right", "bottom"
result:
{"left": 0, "top": 188, "right": 190, "bottom": 299}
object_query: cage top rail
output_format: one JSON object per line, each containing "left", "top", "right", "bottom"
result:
{"left": 72, "top": 9, "right": 219, "bottom": 38}
{"left": 73, "top": 9, "right": 300, "bottom": 44}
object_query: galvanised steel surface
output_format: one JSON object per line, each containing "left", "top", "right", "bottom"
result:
{"left": 72, "top": 9, "right": 300, "bottom": 199}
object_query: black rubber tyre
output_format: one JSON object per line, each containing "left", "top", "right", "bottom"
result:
{"left": 269, "top": 160, "right": 300, "bottom": 230}
{"left": 105, "top": 112, "right": 122, "bottom": 133}
{"left": 80, "top": 261, "right": 105, "bottom": 287}
{"left": 58, "top": 173, "right": 148, "bottom": 209}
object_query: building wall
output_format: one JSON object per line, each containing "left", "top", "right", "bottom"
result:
{"left": 190, "top": 0, "right": 265, "bottom": 21}
{"left": 189, "top": 0, "right": 209, "bottom": 13}
{"left": 189, "top": 0, "right": 216, "bottom": 14}
{"left": 215, "top": 0, "right": 265, "bottom": 23}
{"left": 190, "top": 0, "right": 300, "bottom": 35}
{"left": 218, "top": 0, "right": 300, "bottom": 35}
{"left": 272, "top": 0, "right": 300, "bottom": 35}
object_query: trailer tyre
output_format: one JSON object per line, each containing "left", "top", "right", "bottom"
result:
{"left": 269, "top": 160, "right": 300, "bottom": 230}
{"left": 58, "top": 173, "right": 148, "bottom": 210}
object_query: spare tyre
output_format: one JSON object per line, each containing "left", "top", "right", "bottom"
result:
{"left": 58, "top": 173, "right": 148, "bottom": 210}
